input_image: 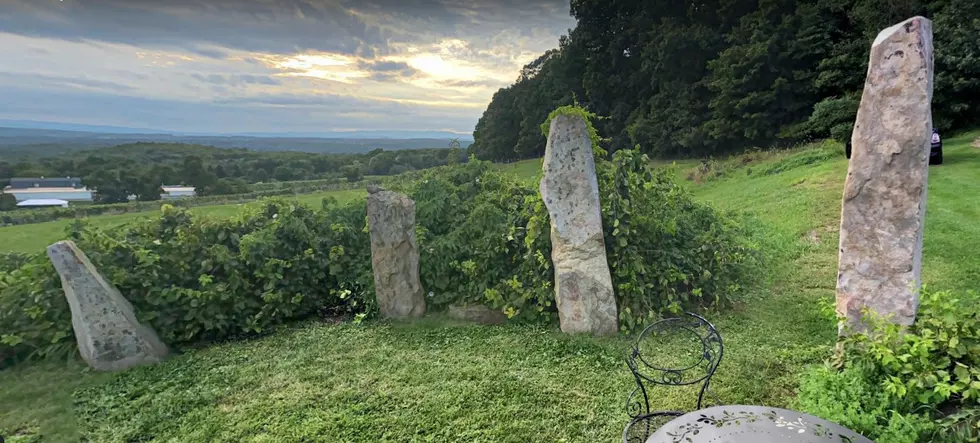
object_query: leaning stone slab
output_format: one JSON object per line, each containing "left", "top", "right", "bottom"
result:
{"left": 837, "top": 16, "right": 934, "bottom": 333}
{"left": 367, "top": 186, "right": 426, "bottom": 319}
{"left": 46, "top": 240, "right": 168, "bottom": 371}
{"left": 540, "top": 113, "right": 618, "bottom": 335}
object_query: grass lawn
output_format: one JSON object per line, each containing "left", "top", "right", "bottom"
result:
{"left": 493, "top": 158, "right": 542, "bottom": 184}
{"left": 1, "top": 133, "right": 978, "bottom": 442}
{"left": 0, "top": 189, "right": 365, "bottom": 255}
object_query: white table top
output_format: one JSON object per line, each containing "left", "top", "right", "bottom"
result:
{"left": 645, "top": 405, "right": 875, "bottom": 443}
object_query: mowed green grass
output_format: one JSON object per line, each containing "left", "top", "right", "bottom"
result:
{"left": 0, "top": 189, "right": 365, "bottom": 254}
{"left": 1, "top": 133, "right": 978, "bottom": 442}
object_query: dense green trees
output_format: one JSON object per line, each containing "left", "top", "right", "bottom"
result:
{"left": 2, "top": 142, "right": 463, "bottom": 198}
{"left": 341, "top": 162, "right": 364, "bottom": 182}
{"left": 471, "top": 0, "right": 980, "bottom": 161}
{"left": 0, "top": 193, "right": 16, "bottom": 211}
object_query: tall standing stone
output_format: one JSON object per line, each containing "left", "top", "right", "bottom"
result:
{"left": 366, "top": 186, "right": 425, "bottom": 319}
{"left": 837, "top": 16, "right": 934, "bottom": 333}
{"left": 46, "top": 240, "right": 168, "bottom": 371}
{"left": 540, "top": 114, "right": 618, "bottom": 335}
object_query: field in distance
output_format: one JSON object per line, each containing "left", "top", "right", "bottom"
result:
{"left": 0, "top": 189, "right": 364, "bottom": 254}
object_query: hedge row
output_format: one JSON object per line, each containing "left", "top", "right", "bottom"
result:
{"left": 251, "top": 177, "right": 350, "bottom": 191}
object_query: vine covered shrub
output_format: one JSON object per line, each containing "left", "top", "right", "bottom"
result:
{"left": 404, "top": 160, "right": 547, "bottom": 314}
{"left": 798, "top": 288, "right": 980, "bottom": 442}
{"left": 539, "top": 106, "right": 756, "bottom": 331}
{"left": 396, "top": 128, "right": 756, "bottom": 331}
{"left": 0, "top": 253, "right": 74, "bottom": 365}
{"left": 0, "top": 252, "right": 31, "bottom": 273}
{"left": 599, "top": 149, "right": 756, "bottom": 331}
{"left": 0, "top": 199, "right": 371, "bottom": 367}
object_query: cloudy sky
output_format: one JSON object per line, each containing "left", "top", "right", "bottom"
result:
{"left": 0, "top": 0, "right": 575, "bottom": 135}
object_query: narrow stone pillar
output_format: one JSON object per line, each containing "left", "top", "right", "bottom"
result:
{"left": 46, "top": 240, "right": 168, "bottom": 371}
{"left": 366, "top": 186, "right": 425, "bottom": 319}
{"left": 837, "top": 16, "right": 934, "bottom": 333}
{"left": 540, "top": 114, "right": 618, "bottom": 335}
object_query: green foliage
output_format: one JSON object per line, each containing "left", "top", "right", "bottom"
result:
{"left": 471, "top": 0, "right": 980, "bottom": 160}
{"left": 447, "top": 138, "right": 463, "bottom": 165}
{"left": 402, "top": 161, "right": 549, "bottom": 317}
{"left": 540, "top": 105, "right": 607, "bottom": 158}
{"left": 0, "top": 252, "right": 75, "bottom": 367}
{"left": 1, "top": 142, "right": 456, "bottom": 191}
{"left": 798, "top": 364, "right": 938, "bottom": 443}
{"left": 600, "top": 150, "right": 757, "bottom": 331}
{"left": 804, "top": 95, "right": 861, "bottom": 143}
{"left": 0, "top": 192, "right": 17, "bottom": 211}
{"left": 798, "top": 288, "right": 980, "bottom": 442}
{"left": 341, "top": 162, "right": 364, "bottom": 182}
{"left": 0, "top": 252, "right": 31, "bottom": 273}
{"left": 470, "top": 48, "right": 581, "bottom": 161}
{"left": 0, "top": 200, "right": 372, "bottom": 367}
{"left": 523, "top": 106, "right": 756, "bottom": 331}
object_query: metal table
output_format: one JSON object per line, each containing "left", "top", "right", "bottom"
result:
{"left": 644, "top": 405, "right": 874, "bottom": 443}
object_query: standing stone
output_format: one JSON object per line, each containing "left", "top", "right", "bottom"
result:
{"left": 837, "top": 16, "right": 934, "bottom": 333}
{"left": 540, "top": 114, "right": 618, "bottom": 335}
{"left": 366, "top": 186, "right": 425, "bottom": 319}
{"left": 46, "top": 240, "right": 168, "bottom": 371}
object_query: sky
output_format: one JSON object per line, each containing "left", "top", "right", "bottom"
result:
{"left": 0, "top": 0, "right": 575, "bottom": 136}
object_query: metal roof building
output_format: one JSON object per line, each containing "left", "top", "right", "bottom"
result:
{"left": 8, "top": 177, "right": 83, "bottom": 189}
{"left": 5, "top": 187, "right": 93, "bottom": 202}
{"left": 16, "top": 199, "right": 70, "bottom": 208}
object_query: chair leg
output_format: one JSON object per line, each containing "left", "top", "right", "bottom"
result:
{"left": 697, "top": 380, "right": 721, "bottom": 409}
{"left": 626, "top": 371, "right": 651, "bottom": 419}
{"left": 622, "top": 412, "right": 684, "bottom": 443}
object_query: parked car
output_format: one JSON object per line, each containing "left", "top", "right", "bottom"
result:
{"left": 845, "top": 128, "right": 943, "bottom": 165}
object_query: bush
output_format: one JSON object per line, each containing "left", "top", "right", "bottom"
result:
{"left": 0, "top": 193, "right": 16, "bottom": 211}
{"left": 0, "top": 252, "right": 31, "bottom": 273}
{"left": 489, "top": 105, "right": 758, "bottom": 330}
{"left": 798, "top": 288, "right": 980, "bottom": 442}
{"left": 804, "top": 95, "right": 860, "bottom": 143}
{"left": 0, "top": 199, "right": 372, "bottom": 367}
{"left": 342, "top": 163, "right": 364, "bottom": 182}
{"left": 0, "top": 252, "right": 73, "bottom": 366}
{"left": 599, "top": 150, "right": 757, "bottom": 330}
{"left": 798, "top": 364, "right": 938, "bottom": 443}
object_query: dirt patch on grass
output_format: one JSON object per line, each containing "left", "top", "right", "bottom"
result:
{"left": 972, "top": 137, "right": 980, "bottom": 148}
{"left": 804, "top": 230, "right": 821, "bottom": 245}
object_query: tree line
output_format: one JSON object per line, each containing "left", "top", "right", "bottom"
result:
{"left": 1, "top": 142, "right": 467, "bottom": 204}
{"left": 470, "top": 0, "right": 979, "bottom": 161}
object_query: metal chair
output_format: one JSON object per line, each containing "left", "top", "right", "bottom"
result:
{"left": 622, "top": 312, "right": 724, "bottom": 443}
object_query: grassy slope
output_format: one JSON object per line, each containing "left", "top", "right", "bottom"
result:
{"left": 2, "top": 133, "right": 978, "bottom": 442}
{"left": 0, "top": 189, "right": 364, "bottom": 254}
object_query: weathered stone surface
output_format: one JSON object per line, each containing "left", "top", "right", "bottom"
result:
{"left": 540, "top": 114, "right": 618, "bottom": 335}
{"left": 448, "top": 304, "right": 507, "bottom": 325}
{"left": 367, "top": 190, "right": 425, "bottom": 319}
{"left": 46, "top": 240, "right": 168, "bottom": 371}
{"left": 837, "top": 16, "right": 934, "bottom": 333}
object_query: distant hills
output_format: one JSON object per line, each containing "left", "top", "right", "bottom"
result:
{"left": 0, "top": 120, "right": 474, "bottom": 160}
{"left": 0, "top": 119, "right": 475, "bottom": 140}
